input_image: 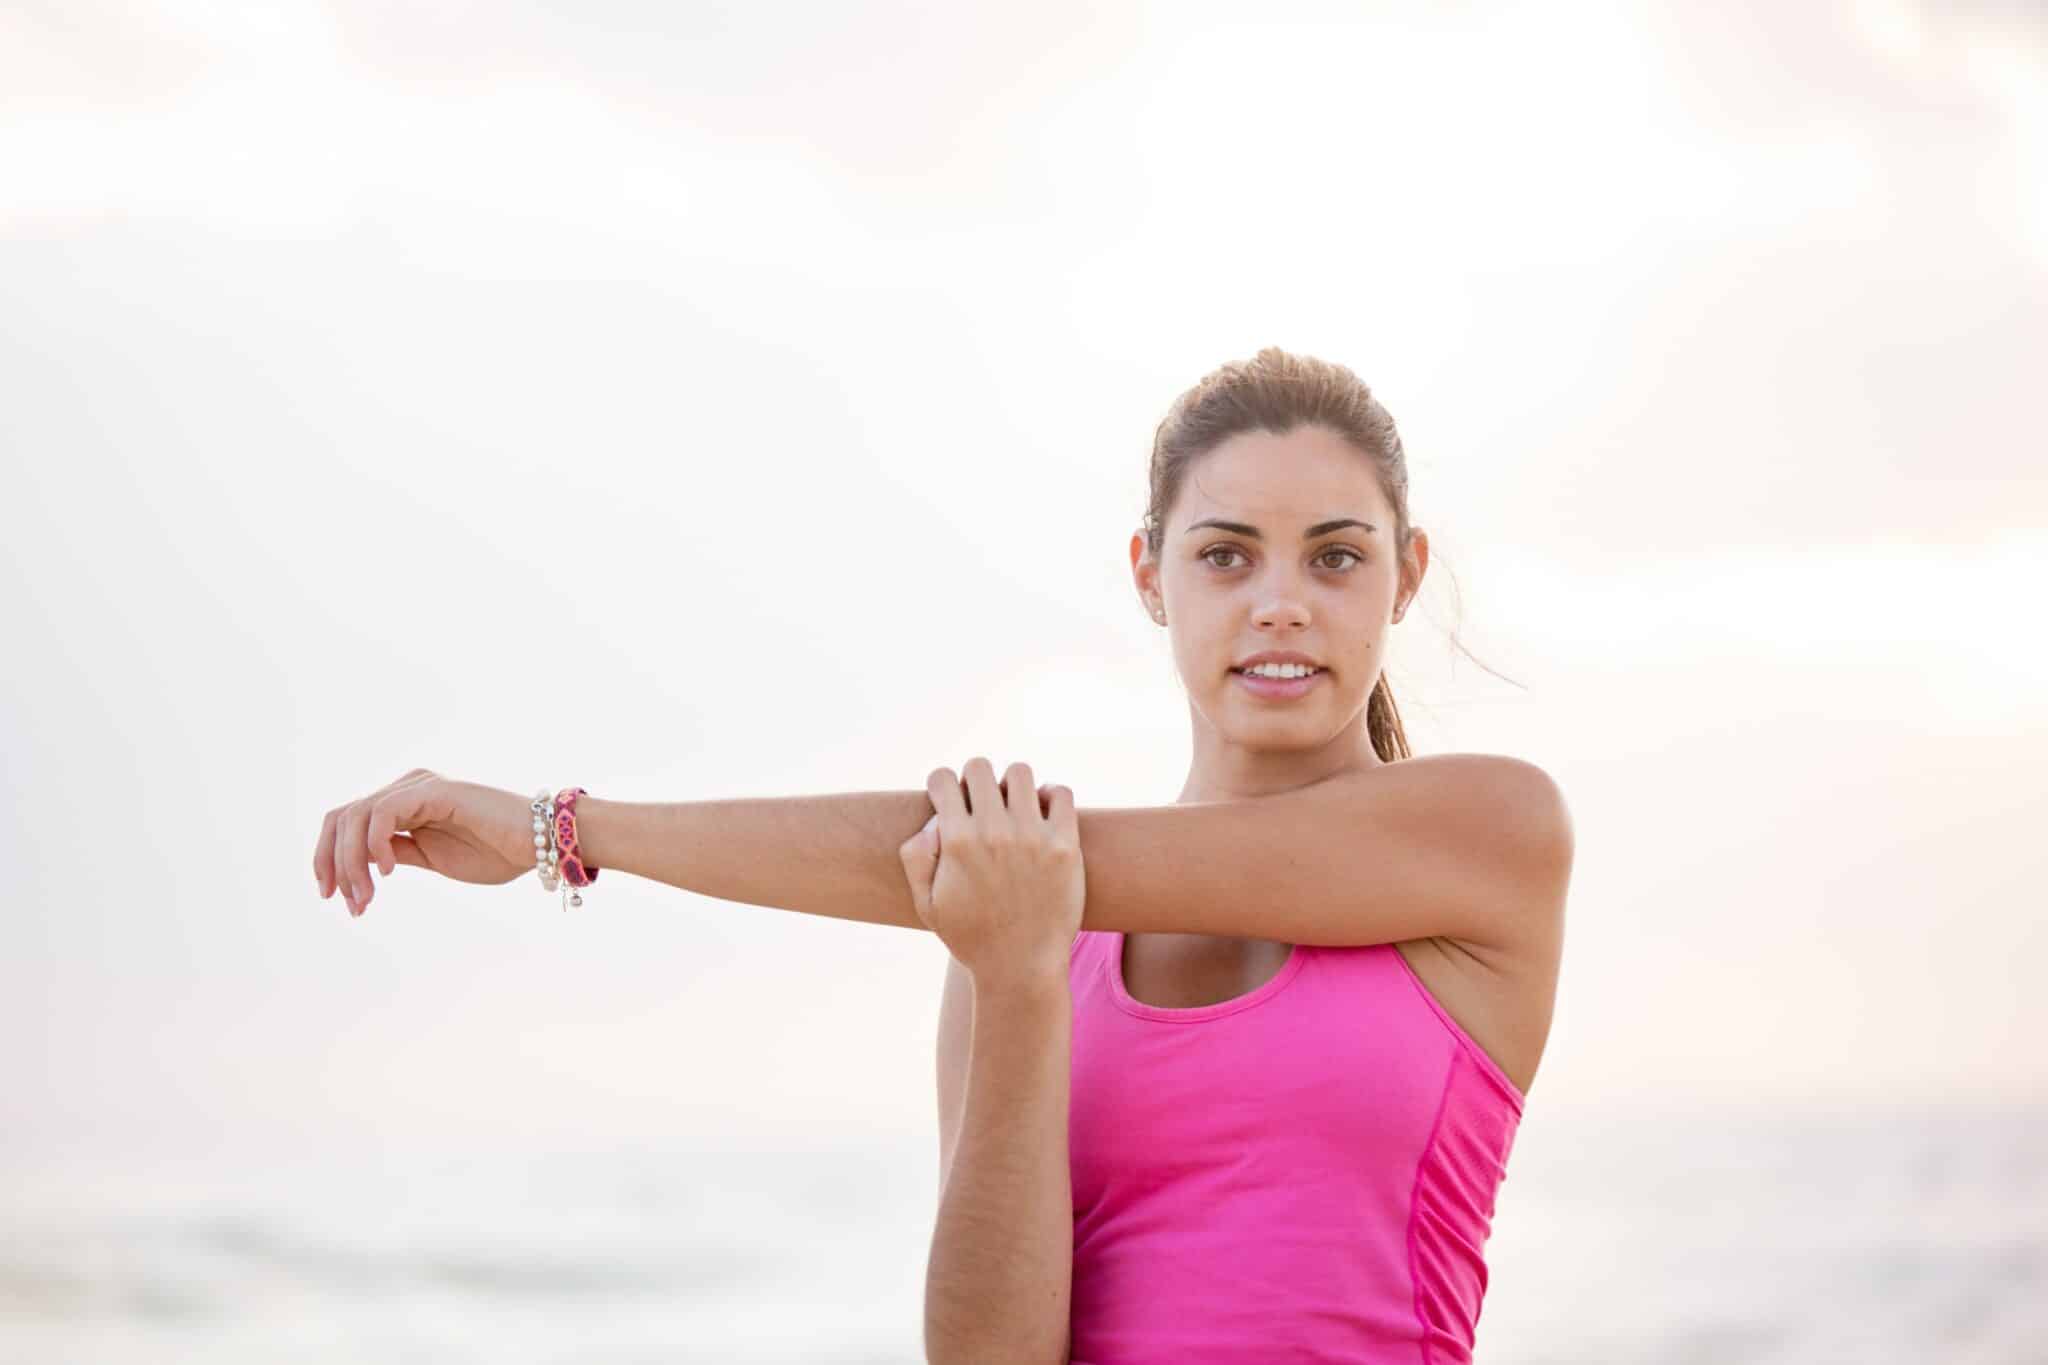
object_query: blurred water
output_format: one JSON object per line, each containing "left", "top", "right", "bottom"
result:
{"left": 1479, "top": 1104, "right": 2048, "bottom": 1364}
{"left": 3, "top": 1105, "right": 2042, "bottom": 1362}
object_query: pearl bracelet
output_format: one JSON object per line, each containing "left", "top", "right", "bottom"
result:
{"left": 530, "top": 789, "right": 563, "bottom": 897}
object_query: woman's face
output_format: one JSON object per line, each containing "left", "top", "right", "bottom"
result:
{"left": 1131, "top": 424, "right": 1427, "bottom": 755}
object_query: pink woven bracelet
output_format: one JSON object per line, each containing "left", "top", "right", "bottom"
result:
{"left": 552, "top": 786, "right": 601, "bottom": 909}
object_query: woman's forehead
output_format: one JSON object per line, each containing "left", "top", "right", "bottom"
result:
{"left": 1178, "top": 435, "right": 1391, "bottom": 525}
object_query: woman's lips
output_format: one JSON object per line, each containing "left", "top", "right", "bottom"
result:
{"left": 1230, "top": 668, "right": 1324, "bottom": 699}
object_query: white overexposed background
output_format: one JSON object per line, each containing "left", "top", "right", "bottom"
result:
{"left": 2, "top": 2, "right": 2042, "bottom": 1360}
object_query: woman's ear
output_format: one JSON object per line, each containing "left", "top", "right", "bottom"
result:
{"left": 1129, "top": 529, "right": 1165, "bottom": 623}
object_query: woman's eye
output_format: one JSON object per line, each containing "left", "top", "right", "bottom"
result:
{"left": 1201, "top": 546, "right": 1363, "bottom": 570}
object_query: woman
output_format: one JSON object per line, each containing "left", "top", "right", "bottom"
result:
{"left": 310, "top": 346, "right": 1573, "bottom": 1363}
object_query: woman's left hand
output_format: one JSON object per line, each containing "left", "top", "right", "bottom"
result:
{"left": 898, "top": 757, "right": 1084, "bottom": 992}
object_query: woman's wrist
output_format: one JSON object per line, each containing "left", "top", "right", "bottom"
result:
{"left": 969, "top": 957, "right": 1073, "bottom": 1005}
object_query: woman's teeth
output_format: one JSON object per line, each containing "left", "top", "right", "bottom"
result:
{"left": 1235, "top": 664, "right": 1322, "bottom": 679}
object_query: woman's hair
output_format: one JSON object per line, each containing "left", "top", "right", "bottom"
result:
{"left": 1142, "top": 346, "right": 1510, "bottom": 763}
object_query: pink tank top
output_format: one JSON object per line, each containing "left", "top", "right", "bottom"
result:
{"left": 1065, "top": 929, "right": 1525, "bottom": 1364}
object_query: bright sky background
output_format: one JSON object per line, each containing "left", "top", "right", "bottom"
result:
{"left": 2, "top": 0, "right": 2042, "bottom": 1174}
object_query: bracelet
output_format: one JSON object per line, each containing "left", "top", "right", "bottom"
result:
{"left": 554, "top": 786, "right": 600, "bottom": 909}
{"left": 530, "top": 786, "right": 601, "bottom": 911}
{"left": 530, "top": 790, "right": 562, "bottom": 895}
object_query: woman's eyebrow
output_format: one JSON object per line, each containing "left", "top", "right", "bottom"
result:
{"left": 1183, "top": 517, "right": 1377, "bottom": 539}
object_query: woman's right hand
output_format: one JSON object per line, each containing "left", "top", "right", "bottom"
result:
{"left": 313, "top": 769, "right": 537, "bottom": 916}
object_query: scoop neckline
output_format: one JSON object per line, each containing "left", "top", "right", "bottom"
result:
{"left": 1105, "top": 929, "right": 1308, "bottom": 1022}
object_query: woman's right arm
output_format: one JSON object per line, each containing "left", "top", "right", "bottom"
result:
{"left": 925, "top": 959, "right": 1073, "bottom": 1365}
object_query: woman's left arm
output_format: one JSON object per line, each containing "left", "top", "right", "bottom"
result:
{"left": 575, "top": 751, "right": 1571, "bottom": 952}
